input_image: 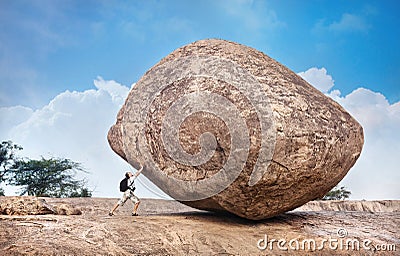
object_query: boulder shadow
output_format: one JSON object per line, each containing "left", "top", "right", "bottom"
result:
{"left": 147, "top": 210, "right": 312, "bottom": 226}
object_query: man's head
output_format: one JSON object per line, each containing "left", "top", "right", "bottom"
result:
{"left": 125, "top": 172, "right": 133, "bottom": 178}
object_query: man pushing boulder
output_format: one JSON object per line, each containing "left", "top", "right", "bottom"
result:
{"left": 109, "top": 164, "right": 143, "bottom": 216}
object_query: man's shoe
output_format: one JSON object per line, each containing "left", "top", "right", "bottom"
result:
{"left": 132, "top": 212, "right": 138, "bottom": 216}
{"left": 108, "top": 212, "right": 114, "bottom": 216}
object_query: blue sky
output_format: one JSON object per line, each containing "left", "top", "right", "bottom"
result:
{"left": 1, "top": 0, "right": 399, "bottom": 108}
{"left": 0, "top": 0, "right": 399, "bottom": 199}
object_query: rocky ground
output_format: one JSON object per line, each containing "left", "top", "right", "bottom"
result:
{"left": 0, "top": 197, "right": 399, "bottom": 255}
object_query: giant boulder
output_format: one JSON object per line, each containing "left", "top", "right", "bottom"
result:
{"left": 108, "top": 39, "right": 364, "bottom": 220}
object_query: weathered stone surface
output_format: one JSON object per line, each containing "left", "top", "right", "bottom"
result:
{"left": 1, "top": 198, "right": 398, "bottom": 256}
{"left": 108, "top": 39, "right": 364, "bottom": 220}
{"left": 54, "top": 203, "right": 82, "bottom": 215}
{"left": 0, "top": 198, "right": 399, "bottom": 256}
{"left": 296, "top": 200, "right": 400, "bottom": 213}
{"left": 0, "top": 197, "right": 82, "bottom": 215}
{"left": 0, "top": 197, "right": 55, "bottom": 215}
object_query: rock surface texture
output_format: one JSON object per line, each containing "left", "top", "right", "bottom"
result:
{"left": 108, "top": 39, "right": 364, "bottom": 220}
{"left": 0, "top": 197, "right": 55, "bottom": 215}
{"left": 1, "top": 198, "right": 398, "bottom": 256}
{"left": 0, "top": 197, "right": 81, "bottom": 216}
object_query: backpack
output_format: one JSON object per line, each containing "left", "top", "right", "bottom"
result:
{"left": 119, "top": 177, "right": 129, "bottom": 192}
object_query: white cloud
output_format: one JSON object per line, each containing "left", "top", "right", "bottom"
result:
{"left": 298, "top": 67, "right": 334, "bottom": 93}
{"left": 0, "top": 77, "right": 169, "bottom": 199}
{"left": 0, "top": 105, "right": 33, "bottom": 134}
{"left": 218, "top": 0, "right": 285, "bottom": 32}
{"left": 329, "top": 13, "right": 370, "bottom": 33}
{"left": 328, "top": 88, "right": 398, "bottom": 133}
{"left": 330, "top": 89, "right": 400, "bottom": 200}
{"left": 313, "top": 12, "right": 371, "bottom": 35}
{"left": 93, "top": 76, "right": 132, "bottom": 105}
{"left": 300, "top": 68, "right": 400, "bottom": 200}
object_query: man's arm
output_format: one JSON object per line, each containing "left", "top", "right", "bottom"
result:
{"left": 134, "top": 164, "right": 144, "bottom": 177}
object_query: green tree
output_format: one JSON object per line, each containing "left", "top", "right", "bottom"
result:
{"left": 69, "top": 187, "right": 92, "bottom": 198}
{"left": 322, "top": 185, "right": 351, "bottom": 200}
{"left": 0, "top": 141, "right": 23, "bottom": 196}
{"left": 0, "top": 141, "right": 23, "bottom": 182}
{"left": 10, "top": 157, "right": 92, "bottom": 197}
